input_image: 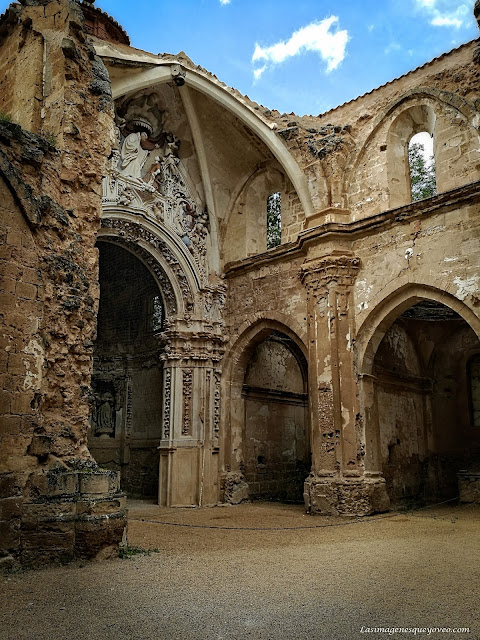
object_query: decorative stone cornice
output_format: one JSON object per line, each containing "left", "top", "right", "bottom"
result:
{"left": 300, "top": 253, "right": 360, "bottom": 297}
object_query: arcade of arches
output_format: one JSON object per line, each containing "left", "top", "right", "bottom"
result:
{"left": 1, "top": 0, "right": 480, "bottom": 565}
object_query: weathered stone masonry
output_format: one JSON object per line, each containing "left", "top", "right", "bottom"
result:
{"left": 1, "top": 0, "right": 480, "bottom": 565}
{"left": 0, "top": 0, "right": 125, "bottom": 568}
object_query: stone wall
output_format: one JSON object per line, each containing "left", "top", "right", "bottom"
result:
{"left": 1, "top": 0, "right": 480, "bottom": 554}
{"left": 0, "top": 0, "right": 125, "bottom": 568}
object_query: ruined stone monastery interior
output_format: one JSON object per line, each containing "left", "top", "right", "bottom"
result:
{"left": 1, "top": 0, "right": 480, "bottom": 565}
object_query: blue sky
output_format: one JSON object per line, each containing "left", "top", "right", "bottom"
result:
{"left": 2, "top": 0, "right": 477, "bottom": 115}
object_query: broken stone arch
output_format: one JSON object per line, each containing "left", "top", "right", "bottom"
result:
{"left": 221, "top": 318, "right": 310, "bottom": 503}
{"left": 355, "top": 283, "right": 480, "bottom": 506}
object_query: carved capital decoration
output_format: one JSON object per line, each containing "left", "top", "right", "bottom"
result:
{"left": 300, "top": 253, "right": 360, "bottom": 299}
{"left": 159, "top": 330, "right": 226, "bottom": 368}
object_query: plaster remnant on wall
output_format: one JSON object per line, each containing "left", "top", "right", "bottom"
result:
{"left": 454, "top": 275, "right": 479, "bottom": 301}
{"left": 341, "top": 405, "right": 351, "bottom": 428}
{"left": 356, "top": 279, "right": 373, "bottom": 313}
{"left": 346, "top": 331, "right": 351, "bottom": 352}
{"left": 22, "top": 339, "right": 44, "bottom": 391}
{"left": 318, "top": 354, "right": 332, "bottom": 385}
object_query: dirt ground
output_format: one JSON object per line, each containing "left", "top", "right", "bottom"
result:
{"left": 1, "top": 501, "right": 479, "bottom": 640}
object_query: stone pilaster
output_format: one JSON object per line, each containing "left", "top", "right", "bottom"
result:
{"left": 300, "top": 252, "right": 389, "bottom": 515}
{"left": 158, "top": 325, "right": 225, "bottom": 507}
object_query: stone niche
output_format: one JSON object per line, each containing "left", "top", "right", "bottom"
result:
{"left": 242, "top": 333, "right": 309, "bottom": 502}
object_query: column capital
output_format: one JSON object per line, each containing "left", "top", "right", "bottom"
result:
{"left": 300, "top": 252, "right": 360, "bottom": 297}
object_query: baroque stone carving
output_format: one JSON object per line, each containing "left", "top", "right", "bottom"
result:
{"left": 93, "top": 391, "right": 115, "bottom": 437}
{"left": 90, "top": 379, "right": 120, "bottom": 438}
{"left": 182, "top": 369, "right": 193, "bottom": 436}
{"left": 213, "top": 370, "right": 221, "bottom": 449}
{"left": 101, "top": 218, "right": 194, "bottom": 314}
{"left": 119, "top": 132, "right": 152, "bottom": 180}
{"left": 103, "top": 93, "right": 210, "bottom": 285}
{"left": 163, "top": 368, "right": 172, "bottom": 439}
{"left": 204, "top": 284, "right": 227, "bottom": 325}
{"left": 116, "top": 92, "right": 165, "bottom": 141}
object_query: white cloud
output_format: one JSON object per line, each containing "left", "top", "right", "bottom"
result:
{"left": 384, "top": 42, "right": 401, "bottom": 55}
{"left": 431, "top": 14, "right": 462, "bottom": 27}
{"left": 252, "top": 17, "right": 348, "bottom": 80}
{"left": 219, "top": 0, "right": 231, "bottom": 4}
{"left": 416, "top": 0, "right": 436, "bottom": 7}
{"left": 414, "top": 0, "right": 469, "bottom": 29}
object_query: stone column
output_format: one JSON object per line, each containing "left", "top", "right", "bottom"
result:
{"left": 300, "top": 252, "right": 389, "bottom": 515}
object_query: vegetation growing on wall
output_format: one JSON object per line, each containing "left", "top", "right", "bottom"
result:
{"left": 266, "top": 191, "right": 281, "bottom": 249}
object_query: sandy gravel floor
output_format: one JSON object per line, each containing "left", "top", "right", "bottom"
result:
{"left": 1, "top": 501, "right": 479, "bottom": 640}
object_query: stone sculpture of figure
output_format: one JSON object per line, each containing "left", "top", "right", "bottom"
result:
{"left": 119, "top": 131, "right": 151, "bottom": 180}
{"left": 95, "top": 392, "right": 115, "bottom": 438}
{"left": 147, "top": 155, "right": 163, "bottom": 192}
{"left": 163, "top": 132, "right": 179, "bottom": 158}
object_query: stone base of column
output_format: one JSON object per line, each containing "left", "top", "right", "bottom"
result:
{"left": 221, "top": 471, "right": 250, "bottom": 505}
{"left": 458, "top": 469, "right": 480, "bottom": 504}
{"left": 0, "top": 464, "right": 126, "bottom": 569}
{"left": 304, "top": 474, "right": 390, "bottom": 516}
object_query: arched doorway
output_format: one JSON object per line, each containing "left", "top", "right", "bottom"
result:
{"left": 241, "top": 331, "right": 309, "bottom": 503}
{"left": 362, "top": 298, "right": 480, "bottom": 507}
{"left": 88, "top": 240, "right": 165, "bottom": 497}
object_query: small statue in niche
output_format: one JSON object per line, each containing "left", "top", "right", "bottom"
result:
{"left": 119, "top": 131, "right": 157, "bottom": 180}
{"left": 94, "top": 391, "right": 116, "bottom": 438}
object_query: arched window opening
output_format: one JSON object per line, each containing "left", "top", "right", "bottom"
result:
{"left": 468, "top": 354, "right": 480, "bottom": 427}
{"left": 266, "top": 191, "right": 281, "bottom": 249}
{"left": 408, "top": 131, "right": 437, "bottom": 202}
